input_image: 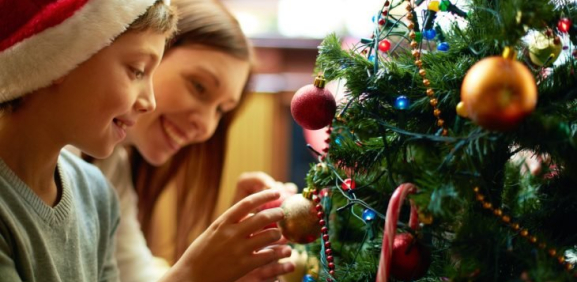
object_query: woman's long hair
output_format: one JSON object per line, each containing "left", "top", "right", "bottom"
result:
{"left": 132, "top": 0, "right": 254, "bottom": 261}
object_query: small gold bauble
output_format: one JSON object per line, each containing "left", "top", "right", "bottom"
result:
{"left": 278, "top": 248, "right": 308, "bottom": 282}
{"left": 456, "top": 101, "right": 468, "bottom": 118}
{"left": 278, "top": 194, "right": 322, "bottom": 244}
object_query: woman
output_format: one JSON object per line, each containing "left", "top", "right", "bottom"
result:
{"left": 90, "top": 0, "right": 296, "bottom": 281}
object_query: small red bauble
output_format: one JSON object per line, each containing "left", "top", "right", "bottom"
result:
{"left": 378, "top": 39, "right": 392, "bottom": 52}
{"left": 557, "top": 18, "right": 572, "bottom": 33}
{"left": 390, "top": 233, "right": 431, "bottom": 281}
{"left": 341, "top": 178, "right": 356, "bottom": 191}
{"left": 290, "top": 76, "right": 336, "bottom": 130}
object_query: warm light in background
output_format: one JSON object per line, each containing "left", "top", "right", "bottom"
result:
{"left": 224, "top": 0, "right": 389, "bottom": 38}
{"left": 277, "top": 0, "right": 344, "bottom": 38}
{"left": 223, "top": 0, "right": 471, "bottom": 39}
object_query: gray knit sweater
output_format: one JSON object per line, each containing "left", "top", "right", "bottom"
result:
{"left": 0, "top": 150, "right": 120, "bottom": 282}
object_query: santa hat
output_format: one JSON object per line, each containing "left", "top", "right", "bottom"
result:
{"left": 0, "top": 0, "right": 169, "bottom": 103}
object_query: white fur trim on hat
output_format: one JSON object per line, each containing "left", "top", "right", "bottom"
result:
{"left": 0, "top": 0, "right": 157, "bottom": 103}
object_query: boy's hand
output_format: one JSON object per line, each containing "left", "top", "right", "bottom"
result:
{"left": 235, "top": 246, "right": 295, "bottom": 282}
{"left": 170, "top": 190, "right": 290, "bottom": 282}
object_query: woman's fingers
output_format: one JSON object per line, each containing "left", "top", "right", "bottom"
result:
{"left": 283, "top": 182, "right": 298, "bottom": 194}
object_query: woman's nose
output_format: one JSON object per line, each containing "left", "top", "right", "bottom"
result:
{"left": 190, "top": 108, "right": 219, "bottom": 142}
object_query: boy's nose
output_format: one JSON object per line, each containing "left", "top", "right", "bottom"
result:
{"left": 135, "top": 83, "right": 156, "bottom": 113}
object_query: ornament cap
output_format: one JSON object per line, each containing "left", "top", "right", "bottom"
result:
{"left": 313, "top": 75, "right": 326, "bottom": 88}
{"left": 502, "top": 46, "right": 517, "bottom": 60}
{"left": 303, "top": 187, "right": 314, "bottom": 199}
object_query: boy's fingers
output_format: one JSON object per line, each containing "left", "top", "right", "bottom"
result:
{"left": 245, "top": 228, "right": 283, "bottom": 251}
{"left": 224, "top": 190, "right": 280, "bottom": 223}
{"left": 238, "top": 208, "right": 284, "bottom": 236}
{"left": 249, "top": 245, "right": 292, "bottom": 270}
{"left": 251, "top": 260, "right": 295, "bottom": 281}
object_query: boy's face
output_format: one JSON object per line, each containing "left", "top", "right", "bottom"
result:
{"left": 52, "top": 30, "right": 166, "bottom": 158}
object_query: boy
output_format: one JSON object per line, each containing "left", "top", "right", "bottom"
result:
{"left": 0, "top": 0, "right": 177, "bottom": 281}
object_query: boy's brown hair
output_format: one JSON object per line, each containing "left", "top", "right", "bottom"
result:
{"left": 129, "top": 0, "right": 178, "bottom": 39}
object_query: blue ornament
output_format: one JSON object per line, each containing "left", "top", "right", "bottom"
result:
{"left": 335, "top": 136, "right": 343, "bottom": 146}
{"left": 437, "top": 42, "right": 450, "bottom": 52}
{"left": 423, "top": 29, "right": 437, "bottom": 40}
{"left": 362, "top": 209, "right": 377, "bottom": 222}
{"left": 368, "top": 55, "right": 376, "bottom": 63}
{"left": 302, "top": 274, "right": 317, "bottom": 282}
{"left": 394, "top": 95, "right": 410, "bottom": 110}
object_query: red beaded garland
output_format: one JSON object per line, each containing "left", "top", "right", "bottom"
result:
{"left": 311, "top": 190, "right": 336, "bottom": 281}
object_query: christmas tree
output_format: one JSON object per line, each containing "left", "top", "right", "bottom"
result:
{"left": 281, "top": 0, "right": 577, "bottom": 281}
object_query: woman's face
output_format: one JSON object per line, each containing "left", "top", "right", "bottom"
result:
{"left": 125, "top": 44, "right": 250, "bottom": 165}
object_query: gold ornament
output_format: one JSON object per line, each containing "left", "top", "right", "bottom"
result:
{"left": 428, "top": 1, "right": 440, "bottom": 11}
{"left": 279, "top": 247, "right": 308, "bottom": 282}
{"left": 456, "top": 101, "right": 468, "bottom": 117}
{"left": 529, "top": 31, "right": 562, "bottom": 66}
{"left": 278, "top": 194, "right": 321, "bottom": 244}
{"left": 460, "top": 56, "right": 537, "bottom": 131}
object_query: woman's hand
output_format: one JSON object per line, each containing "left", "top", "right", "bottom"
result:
{"left": 233, "top": 172, "right": 297, "bottom": 208}
{"left": 164, "top": 190, "right": 291, "bottom": 282}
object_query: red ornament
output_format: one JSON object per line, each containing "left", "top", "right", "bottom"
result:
{"left": 341, "top": 178, "right": 356, "bottom": 191}
{"left": 378, "top": 39, "right": 392, "bottom": 52}
{"left": 390, "top": 233, "right": 431, "bottom": 281}
{"left": 377, "top": 183, "right": 430, "bottom": 282}
{"left": 557, "top": 18, "right": 572, "bottom": 33}
{"left": 291, "top": 76, "right": 337, "bottom": 130}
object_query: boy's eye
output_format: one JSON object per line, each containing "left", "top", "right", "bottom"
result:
{"left": 133, "top": 69, "right": 145, "bottom": 80}
{"left": 193, "top": 81, "right": 206, "bottom": 94}
{"left": 129, "top": 66, "right": 145, "bottom": 80}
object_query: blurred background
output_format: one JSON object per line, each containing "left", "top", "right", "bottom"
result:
{"left": 215, "top": 0, "right": 388, "bottom": 213}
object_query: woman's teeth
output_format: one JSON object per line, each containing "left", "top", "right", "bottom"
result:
{"left": 164, "top": 122, "right": 185, "bottom": 146}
